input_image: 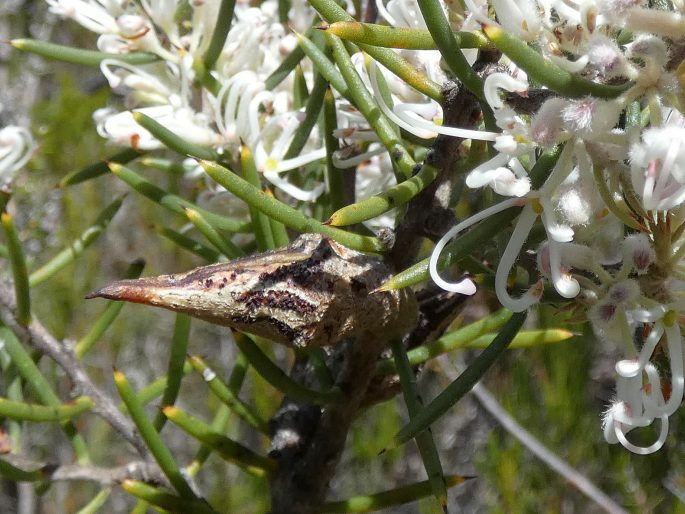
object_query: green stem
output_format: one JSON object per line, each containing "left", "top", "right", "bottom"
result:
{"left": 240, "top": 146, "right": 276, "bottom": 251}
{"left": 109, "top": 163, "right": 250, "bottom": 233}
{"left": 11, "top": 39, "right": 159, "bottom": 66}
{"left": 234, "top": 333, "right": 344, "bottom": 405}
{"left": 323, "top": 88, "right": 346, "bottom": 214}
{"left": 188, "top": 355, "right": 269, "bottom": 434}
{"left": 200, "top": 160, "right": 385, "bottom": 253}
{"left": 483, "top": 25, "right": 631, "bottom": 98}
{"left": 327, "top": 34, "right": 416, "bottom": 180}
{"left": 326, "top": 164, "right": 438, "bottom": 226}
{"left": 321, "top": 475, "right": 469, "bottom": 512}
{"left": 59, "top": 148, "right": 142, "bottom": 187}
{"left": 75, "top": 489, "right": 111, "bottom": 514}
{"left": 376, "top": 309, "right": 512, "bottom": 374}
{"left": 417, "top": 0, "right": 484, "bottom": 100}
{"left": 202, "top": 0, "right": 237, "bottom": 70}
{"left": 392, "top": 311, "right": 527, "bottom": 447}
{"left": 1, "top": 213, "right": 30, "bottom": 326}
{"left": 154, "top": 226, "right": 221, "bottom": 262}
{"left": 132, "top": 112, "right": 219, "bottom": 160}
{"left": 113, "top": 368, "right": 196, "bottom": 498}
{"left": 184, "top": 207, "right": 244, "bottom": 258}
{"left": 323, "top": 22, "right": 492, "bottom": 50}
{"left": 153, "top": 314, "right": 191, "bottom": 431}
{"left": 29, "top": 196, "right": 124, "bottom": 287}
{"left": 284, "top": 66, "right": 329, "bottom": 160}
{"left": 0, "top": 396, "right": 93, "bottom": 422}
{"left": 391, "top": 341, "right": 447, "bottom": 507}
{"left": 188, "top": 351, "right": 250, "bottom": 475}
{"left": 0, "top": 325, "right": 90, "bottom": 463}
{"left": 121, "top": 480, "right": 216, "bottom": 514}
{"left": 307, "top": 0, "right": 443, "bottom": 101}
{"left": 163, "top": 406, "right": 276, "bottom": 476}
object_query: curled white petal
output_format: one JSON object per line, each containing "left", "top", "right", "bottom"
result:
{"left": 483, "top": 72, "right": 529, "bottom": 110}
{"left": 631, "top": 305, "right": 667, "bottom": 323}
{"left": 466, "top": 167, "right": 530, "bottom": 197}
{"left": 547, "top": 240, "right": 580, "bottom": 298}
{"left": 616, "top": 324, "right": 664, "bottom": 378}
{"left": 494, "top": 204, "right": 543, "bottom": 312}
{"left": 615, "top": 359, "right": 641, "bottom": 378}
{"left": 546, "top": 54, "right": 589, "bottom": 73}
{"left": 614, "top": 415, "right": 669, "bottom": 455}
{"left": 0, "top": 126, "right": 34, "bottom": 184}
{"left": 263, "top": 171, "right": 325, "bottom": 201}
{"left": 430, "top": 198, "right": 522, "bottom": 294}
{"left": 264, "top": 147, "right": 327, "bottom": 174}
{"left": 539, "top": 196, "right": 574, "bottom": 242}
{"left": 369, "top": 61, "right": 499, "bottom": 141}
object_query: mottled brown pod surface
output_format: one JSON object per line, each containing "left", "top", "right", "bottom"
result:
{"left": 87, "top": 234, "right": 418, "bottom": 347}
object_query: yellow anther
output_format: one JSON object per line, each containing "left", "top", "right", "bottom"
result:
{"left": 264, "top": 158, "right": 278, "bottom": 172}
{"left": 531, "top": 198, "right": 544, "bottom": 214}
{"left": 664, "top": 309, "right": 677, "bottom": 327}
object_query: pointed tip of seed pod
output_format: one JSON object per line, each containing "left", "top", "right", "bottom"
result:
{"left": 85, "top": 279, "right": 155, "bottom": 304}
{"left": 314, "top": 24, "right": 329, "bottom": 31}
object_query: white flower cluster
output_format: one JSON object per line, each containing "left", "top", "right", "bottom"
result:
{"left": 47, "top": 0, "right": 332, "bottom": 200}
{"left": 47, "top": 0, "right": 685, "bottom": 454}
{"left": 420, "top": 0, "right": 685, "bottom": 454}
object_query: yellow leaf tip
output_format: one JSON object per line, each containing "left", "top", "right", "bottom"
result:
{"left": 162, "top": 405, "right": 177, "bottom": 416}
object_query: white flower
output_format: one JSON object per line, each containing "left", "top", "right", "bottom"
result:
{"left": 0, "top": 126, "right": 34, "bottom": 186}
{"left": 630, "top": 126, "right": 685, "bottom": 210}
{"left": 602, "top": 310, "right": 683, "bottom": 455}
{"left": 429, "top": 197, "right": 525, "bottom": 297}
{"left": 530, "top": 98, "right": 567, "bottom": 147}
{"left": 490, "top": 0, "right": 543, "bottom": 41}
{"left": 94, "top": 106, "right": 219, "bottom": 150}
{"left": 47, "top": 0, "right": 121, "bottom": 34}
{"left": 465, "top": 163, "right": 531, "bottom": 197}
{"left": 253, "top": 112, "right": 326, "bottom": 202}
{"left": 561, "top": 98, "right": 621, "bottom": 138}
{"left": 368, "top": 60, "right": 499, "bottom": 142}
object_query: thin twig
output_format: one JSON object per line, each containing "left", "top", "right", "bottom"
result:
{"left": 471, "top": 382, "right": 628, "bottom": 514}
{"left": 0, "top": 281, "right": 149, "bottom": 457}
{"left": 2, "top": 455, "right": 166, "bottom": 486}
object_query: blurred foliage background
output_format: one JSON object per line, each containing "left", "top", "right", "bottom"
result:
{"left": 0, "top": 1, "right": 684, "bottom": 513}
